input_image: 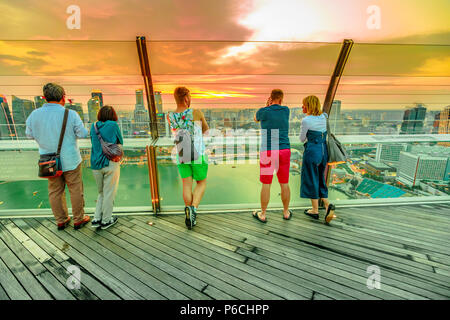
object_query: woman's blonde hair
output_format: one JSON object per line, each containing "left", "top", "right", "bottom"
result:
{"left": 303, "top": 95, "right": 322, "bottom": 116}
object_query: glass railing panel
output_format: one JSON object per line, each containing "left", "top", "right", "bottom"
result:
{"left": 0, "top": 140, "right": 151, "bottom": 211}
{"left": 328, "top": 136, "right": 450, "bottom": 201}
{"left": 0, "top": 40, "right": 153, "bottom": 213}
{"left": 332, "top": 43, "right": 450, "bottom": 136}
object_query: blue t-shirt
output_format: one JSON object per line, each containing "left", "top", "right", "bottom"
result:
{"left": 256, "top": 104, "right": 290, "bottom": 151}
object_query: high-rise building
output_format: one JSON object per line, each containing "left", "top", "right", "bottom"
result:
{"left": 0, "top": 95, "right": 16, "bottom": 139}
{"left": 397, "top": 151, "right": 449, "bottom": 187}
{"left": 91, "top": 90, "right": 104, "bottom": 107}
{"left": 375, "top": 144, "right": 407, "bottom": 164}
{"left": 134, "top": 89, "right": 149, "bottom": 133}
{"left": 156, "top": 113, "right": 169, "bottom": 137}
{"left": 65, "top": 99, "right": 84, "bottom": 122}
{"left": 34, "top": 96, "right": 46, "bottom": 109}
{"left": 329, "top": 100, "right": 342, "bottom": 134}
{"left": 11, "top": 95, "right": 35, "bottom": 138}
{"left": 118, "top": 115, "right": 133, "bottom": 138}
{"left": 154, "top": 91, "right": 163, "bottom": 113}
{"left": 438, "top": 106, "right": 450, "bottom": 135}
{"left": 400, "top": 104, "right": 427, "bottom": 134}
{"left": 87, "top": 97, "right": 101, "bottom": 124}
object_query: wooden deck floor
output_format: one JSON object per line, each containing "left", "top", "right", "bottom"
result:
{"left": 0, "top": 204, "right": 449, "bottom": 300}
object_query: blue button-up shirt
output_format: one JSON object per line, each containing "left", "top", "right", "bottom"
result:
{"left": 26, "top": 103, "right": 88, "bottom": 172}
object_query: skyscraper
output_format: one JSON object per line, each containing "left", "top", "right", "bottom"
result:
{"left": 0, "top": 95, "right": 16, "bottom": 139}
{"left": 88, "top": 97, "right": 101, "bottom": 124}
{"left": 329, "top": 100, "right": 342, "bottom": 133}
{"left": 400, "top": 104, "right": 427, "bottom": 135}
{"left": 91, "top": 90, "right": 104, "bottom": 107}
{"left": 154, "top": 91, "right": 163, "bottom": 113}
{"left": 11, "top": 95, "right": 35, "bottom": 138}
{"left": 438, "top": 106, "right": 450, "bottom": 135}
{"left": 66, "top": 99, "right": 84, "bottom": 122}
{"left": 134, "top": 89, "right": 148, "bottom": 132}
{"left": 34, "top": 96, "right": 46, "bottom": 109}
{"left": 375, "top": 144, "right": 407, "bottom": 164}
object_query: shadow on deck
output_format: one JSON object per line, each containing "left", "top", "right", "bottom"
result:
{"left": 0, "top": 204, "right": 449, "bottom": 300}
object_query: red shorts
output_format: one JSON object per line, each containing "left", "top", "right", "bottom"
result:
{"left": 259, "top": 148, "right": 291, "bottom": 184}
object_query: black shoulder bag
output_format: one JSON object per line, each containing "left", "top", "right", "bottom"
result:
{"left": 38, "top": 108, "right": 69, "bottom": 178}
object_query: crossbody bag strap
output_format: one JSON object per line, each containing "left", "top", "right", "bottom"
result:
{"left": 56, "top": 109, "right": 69, "bottom": 156}
{"left": 94, "top": 122, "right": 104, "bottom": 142}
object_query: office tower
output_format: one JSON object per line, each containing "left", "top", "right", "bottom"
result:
{"left": 156, "top": 113, "right": 169, "bottom": 137}
{"left": 397, "top": 151, "right": 449, "bottom": 187}
{"left": 88, "top": 97, "right": 101, "bottom": 124}
{"left": 91, "top": 90, "right": 103, "bottom": 107}
{"left": 438, "top": 106, "right": 450, "bottom": 135}
{"left": 65, "top": 99, "right": 84, "bottom": 122}
{"left": 0, "top": 95, "right": 16, "bottom": 139}
{"left": 134, "top": 89, "right": 149, "bottom": 132}
{"left": 400, "top": 104, "right": 427, "bottom": 134}
{"left": 329, "top": 100, "right": 341, "bottom": 134}
{"left": 154, "top": 91, "right": 163, "bottom": 113}
{"left": 34, "top": 96, "right": 46, "bottom": 109}
{"left": 11, "top": 95, "right": 35, "bottom": 138}
{"left": 375, "top": 144, "right": 407, "bottom": 164}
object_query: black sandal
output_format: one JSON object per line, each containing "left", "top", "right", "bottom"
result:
{"left": 304, "top": 209, "right": 319, "bottom": 220}
{"left": 283, "top": 210, "right": 293, "bottom": 220}
{"left": 325, "top": 204, "right": 336, "bottom": 224}
{"left": 252, "top": 211, "right": 267, "bottom": 223}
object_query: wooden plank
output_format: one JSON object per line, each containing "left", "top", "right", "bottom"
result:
{"left": 0, "top": 236, "right": 52, "bottom": 300}
{"left": 224, "top": 212, "right": 450, "bottom": 286}
{"left": 115, "top": 224, "right": 261, "bottom": 300}
{"left": 0, "top": 257, "right": 31, "bottom": 300}
{"left": 1, "top": 220, "right": 52, "bottom": 263}
{"left": 39, "top": 218, "right": 168, "bottom": 300}
{"left": 127, "top": 218, "right": 311, "bottom": 299}
{"left": 123, "top": 222, "right": 291, "bottom": 299}
{"left": 0, "top": 284, "right": 9, "bottom": 300}
{"left": 202, "top": 213, "right": 450, "bottom": 298}
{"left": 12, "top": 219, "right": 69, "bottom": 263}
{"left": 21, "top": 218, "right": 120, "bottom": 300}
{"left": 77, "top": 224, "right": 211, "bottom": 300}
{"left": 30, "top": 218, "right": 143, "bottom": 300}
{"left": 0, "top": 223, "right": 74, "bottom": 300}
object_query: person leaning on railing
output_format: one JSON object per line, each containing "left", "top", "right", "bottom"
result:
{"left": 300, "top": 95, "right": 336, "bottom": 223}
{"left": 25, "top": 83, "right": 90, "bottom": 230}
{"left": 167, "top": 86, "right": 209, "bottom": 230}
{"left": 90, "top": 105, "right": 123, "bottom": 230}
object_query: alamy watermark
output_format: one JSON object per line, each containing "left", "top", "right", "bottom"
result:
{"left": 366, "top": 265, "right": 381, "bottom": 290}
{"left": 66, "top": 265, "right": 81, "bottom": 290}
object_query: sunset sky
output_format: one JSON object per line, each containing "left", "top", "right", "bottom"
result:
{"left": 0, "top": 0, "right": 449, "bottom": 112}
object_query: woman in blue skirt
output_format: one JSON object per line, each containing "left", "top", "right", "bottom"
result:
{"left": 300, "top": 95, "right": 336, "bottom": 223}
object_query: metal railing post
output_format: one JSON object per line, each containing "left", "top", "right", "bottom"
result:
{"left": 136, "top": 36, "right": 161, "bottom": 213}
{"left": 324, "top": 39, "right": 354, "bottom": 191}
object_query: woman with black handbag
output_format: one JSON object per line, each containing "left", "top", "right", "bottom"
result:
{"left": 90, "top": 105, "right": 123, "bottom": 230}
{"left": 300, "top": 95, "right": 336, "bottom": 224}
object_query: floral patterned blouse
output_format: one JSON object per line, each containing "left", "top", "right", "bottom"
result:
{"left": 167, "top": 108, "right": 205, "bottom": 155}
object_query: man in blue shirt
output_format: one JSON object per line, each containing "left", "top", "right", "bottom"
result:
{"left": 26, "top": 83, "right": 90, "bottom": 230}
{"left": 252, "top": 89, "right": 292, "bottom": 223}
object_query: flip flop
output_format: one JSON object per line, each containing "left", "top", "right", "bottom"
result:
{"left": 325, "top": 204, "right": 337, "bottom": 224}
{"left": 283, "top": 210, "right": 293, "bottom": 220}
{"left": 304, "top": 209, "right": 319, "bottom": 220}
{"left": 252, "top": 210, "right": 267, "bottom": 223}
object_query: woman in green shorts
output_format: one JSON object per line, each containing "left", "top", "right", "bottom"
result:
{"left": 168, "top": 87, "right": 209, "bottom": 230}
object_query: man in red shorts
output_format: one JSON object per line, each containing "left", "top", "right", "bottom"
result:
{"left": 253, "top": 89, "right": 292, "bottom": 223}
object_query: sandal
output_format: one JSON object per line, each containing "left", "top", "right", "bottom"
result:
{"left": 325, "top": 204, "right": 337, "bottom": 224}
{"left": 252, "top": 211, "right": 267, "bottom": 223}
{"left": 283, "top": 210, "right": 293, "bottom": 220}
{"left": 304, "top": 209, "right": 319, "bottom": 220}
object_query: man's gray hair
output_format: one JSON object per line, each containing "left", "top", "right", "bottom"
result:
{"left": 43, "top": 83, "right": 65, "bottom": 102}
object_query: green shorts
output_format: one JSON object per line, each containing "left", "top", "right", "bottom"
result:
{"left": 177, "top": 155, "right": 208, "bottom": 181}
